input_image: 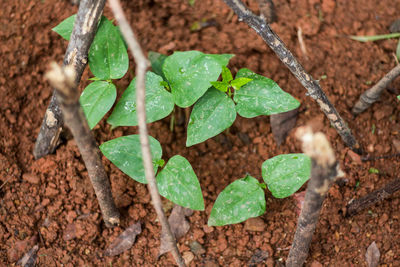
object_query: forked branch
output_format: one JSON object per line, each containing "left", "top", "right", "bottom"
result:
{"left": 45, "top": 63, "right": 120, "bottom": 227}
{"left": 223, "top": 0, "right": 362, "bottom": 154}
{"left": 34, "top": 0, "right": 106, "bottom": 159}
{"left": 108, "top": 0, "right": 186, "bottom": 266}
{"left": 286, "top": 127, "right": 342, "bottom": 267}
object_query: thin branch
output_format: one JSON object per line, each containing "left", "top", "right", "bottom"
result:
{"left": 346, "top": 179, "right": 400, "bottom": 217}
{"left": 45, "top": 63, "right": 120, "bottom": 227}
{"left": 352, "top": 64, "right": 400, "bottom": 115}
{"left": 223, "top": 0, "right": 362, "bottom": 154}
{"left": 108, "top": 0, "right": 186, "bottom": 266}
{"left": 34, "top": 0, "right": 106, "bottom": 159}
{"left": 286, "top": 127, "right": 342, "bottom": 267}
{"left": 361, "top": 152, "right": 400, "bottom": 161}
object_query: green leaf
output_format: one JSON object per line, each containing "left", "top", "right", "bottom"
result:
{"left": 349, "top": 33, "right": 400, "bottom": 42}
{"left": 80, "top": 81, "right": 117, "bottom": 129}
{"left": 52, "top": 14, "right": 76, "bottom": 40}
{"left": 163, "top": 51, "right": 234, "bottom": 107}
{"left": 234, "top": 68, "right": 300, "bottom": 118}
{"left": 262, "top": 154, "right": 311, "bottom": 198}
{"left": 221, "top": 66, "right": 233, "bottom": 83}
{"left": 396, "top": 39, "right": 400, "bottom": 61}
{"left": 186, "top": 87, "right": 236, "bottom": 146}
{"left": 99, "top": 135, "right": 162, "bottom": 184}
{"left": 107, "top": 72, "right": 174, "bottom": 127}
{"left": 156, "top": 155, "right": 204, "bottom": 210}
{"left": 368, "top": 167, "right": 379, "bottom": 174}
{"left": 210, "top": 81, "right": 229, "bottom": 92}
{"left": 148, "top": 51, "right": 168, "bottom": 80}
{"left": 231, "top": 77, "right": 252, "bottom": 90}
{"left": 88, "top": 16, "right": 129, "bottom": 80}
{"left": 397, "top": 95, "right": 400, "bottom": 101}
{"left": 208, "top": 175, "right": 266, "bottom": 226}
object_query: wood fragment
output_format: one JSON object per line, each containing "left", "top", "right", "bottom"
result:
{"left": 45, "top": 63, "right": 120, "bottom": 227}
{"left": 352, "top": 64, "right": 400, "bottom": 115}
{"left": 346, "top": 179, "right": 400, "bottom": 217}
{"left": 34, "top": 0, "right": 106, "bottom": 159}
{"left": 286, "top": 127, "right": 340, "bottom": 267}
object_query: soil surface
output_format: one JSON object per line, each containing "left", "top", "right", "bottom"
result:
{"left": 1, "top": 0, "right": 400, "bottom": 266}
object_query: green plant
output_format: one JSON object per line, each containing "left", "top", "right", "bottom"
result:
{"left": 53, "top": 15, "right": 311, "bottom": 224}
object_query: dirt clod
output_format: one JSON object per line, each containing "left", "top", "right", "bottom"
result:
{"left": 244, "top": 217, "right": 266, "bottom": 232}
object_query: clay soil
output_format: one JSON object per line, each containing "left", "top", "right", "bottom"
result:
{"left": 1, "top": 0, "right": 400, "bottom": 266}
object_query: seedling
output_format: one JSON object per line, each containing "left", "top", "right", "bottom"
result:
{"left": 53, "top": 15, "right": 311, "bottom": 224}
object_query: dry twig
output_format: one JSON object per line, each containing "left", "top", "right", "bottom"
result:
{"left": 352, "top": 64, "right": 400, "bottom": 115}
{"left": 34, "top": 0, "right": 106, "bottom": 159}
{"left": 286, "top": 127, "right": 342, "bottom": 267}
{"left": 346, "top": 178, "right": 400, "bottom": 217}
{"left": 45, "top": 63, "right": 120, "bottom": 227}
{"left": 223, "top": 0, "right": 361, "bottom": 154}
{"left": 108, "top": 0, "right": 186, "bottom": 266}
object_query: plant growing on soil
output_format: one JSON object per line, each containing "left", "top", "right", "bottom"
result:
{"left": 53, "top": 14, "right": 311, "bottom": 225}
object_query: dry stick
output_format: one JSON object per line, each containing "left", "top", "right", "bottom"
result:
{"left": 223, "top": 0, "right": 362, "bottom": 154}
{"left": 45, "top": 63, "right": 120, "bottom": 227}
{"left": 286, "top": 127, "right": 342, "bottom": 267}
{"left": 352, "top": 64, "right": 400, "bottom": 115}
{"left": 346, "top": 179, "right": 400, "bottom": 217}
{"left": 34, "top": 0, "right": 106, "bottom": 160}
{"left": 107, "top": 1, "right": 186, "bottom": 266}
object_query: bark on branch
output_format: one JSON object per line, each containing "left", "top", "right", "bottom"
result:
{"left": 34, "top": 0, "right": 106, "bottom": 159}
{"left": 108, "top": 0, "right": 186, "bottom": 266}
{"left": 352, "top": 64, "right": 400, "bottom": 115}
{"left": 346, "top": 178, "right": 400, "bottom": 217}
{"left": 286, "top": 127, "right": 342, "bottom": 267}
{"left": 45, "top": 63, "right": 120, "bottom": 227}
{"left": 223, "top": 0, "right": 362, "bottom": 154}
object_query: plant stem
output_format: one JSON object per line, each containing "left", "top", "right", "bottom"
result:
{"left": 45, "top": 63, "right": 120, "bottom": 227}
{"left": 346, "top": 179, "right": 400, "bottom": 217}
{"left": 108, "top": 1, "right": 186, "bottom": 266}
{"left": 34, "top": 0, "right": 106, "bottom": 160}
{"left": 223, "top": 0, "right": 362, "bottom": 154}
{"left": 352, "top": 64, "right": 400, "bottom": 115}
{"left": 286, "top": 127, "right": 341, "bottom": 267}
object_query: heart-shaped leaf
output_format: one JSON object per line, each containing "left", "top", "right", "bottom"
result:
{"left": 89, "top": 17, "right": 129, "bottom": 80}
{"left": 52, "top": 14, "right": 76, "bottom": 40}
{"left": 208, "top": 175, "right": 266, "bottom": 226}
{"left": 157, "top": 155, "right": 204, "bottom": 210}
{"left": 80, "top": 81, "right": 117, "bottom": 129}
{"left": 262, "top": 154, "right": 311, "bottom": 198}
{"left": 186, "top": 87, "right": 236, "bottom": 146}
{"left": 234, "top": 68, "right": 300, "bottom": 118}
{"left": 100, "top": 135, "right": 162, "bottom": 184}
{"left": 107, "top": 72, "right": 174, "bottom": 127}
{"left": 163, "top": 51, "right": 233, "bottom": 107}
